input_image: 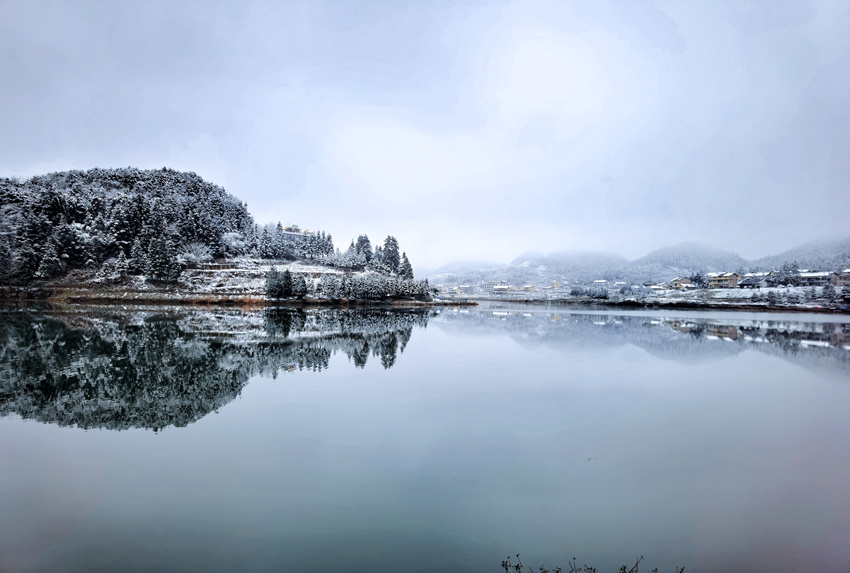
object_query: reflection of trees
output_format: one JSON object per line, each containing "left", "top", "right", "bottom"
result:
{"left": 0, "top": 308, "right": 430, "bottom": 431}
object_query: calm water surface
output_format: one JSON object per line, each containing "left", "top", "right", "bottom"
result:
{"left": 1, "top": 304, "right": 849, "bottom": 572}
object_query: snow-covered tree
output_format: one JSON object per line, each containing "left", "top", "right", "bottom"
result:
{"left": 281, "top": 269, "right": 293, "bottom": 297}
{"left": 178, "top": 242, "right": 213, "bottom": 265}
{"left": 292, "top": 273, "right": 308, "bottom": 297}
{"left": 35, "top": 241, "right": 63, "bottom": 279}
{"left": 130, "top": 237, "right": 147, "bottom": 274}
{"left": 266, "top": 267, "right": 289, "bottom": 299}
{"left": 147, "top": 237, "right": 181, "bottom": 282}
{"left": 355, "top": 235, "right": 372, "bottom": 262}
{"left": 115, "top": 249, "right": 129, "bottom": 277}
{"left": 257, "top": 228, "right": 274, "bottom": 259}
{"left": 382, "top": 236, "right": 400, "bottom": 273}
{"left": 398, "top": 252, "right": 414, "bottom": 280}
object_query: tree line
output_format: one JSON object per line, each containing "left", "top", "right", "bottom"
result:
{"left": 0, "top": 168, "right": 419, "bottom": 286}
{"left": 265, "top": 267, "right": 431, "bottom": 301}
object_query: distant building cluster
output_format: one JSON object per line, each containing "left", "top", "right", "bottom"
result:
{"left": 434, "top": 268, "right": 850, "bottom": 299}
{"left": 703, "top": 269, "right": 850, "bottom": 289}
{"left": 647, "top": 269, "right": 850, "bottom": 291}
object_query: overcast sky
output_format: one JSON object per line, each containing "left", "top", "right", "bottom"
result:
{"left": 1, "top": 0, "right": 848, "bottom": 269}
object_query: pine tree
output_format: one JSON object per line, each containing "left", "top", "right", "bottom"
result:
{"left": 398, "top": 252, "right": 414, "bottom": 280}
{"left": 265, "top": 267, "right": 285, "bottom": 299}
{"left": 355, "top": 235, "right": 372, "bottom": 262}
{"left": 689, "top": 272, "right": 707, "bottom": 289}
{"left": 146, "top": 236, "right": 180, "bottom": 282}
{"left": 258, "top": 228, "right": 274, "bottom": 259}
{"left": 273, "top": 223, "right": 285, "bottom": 258}
{"left": 292, "top": 273, "right": 308, "bottom": 297}
{"left": 0, "top": 236, "right": 13, "bottom": 282}
{"left": 36, "top": 241, "right": 63, "bottom": 279}
{"left": 130, "top": 238, "right": 146, "bottom": 274}
{"left": 382, "top": 236, "right": 400, "bottom": 274}
{"left": 823, "top": 283, "right": 838, "bottom": 301}
{"left": 282, "top": 269, "right": 293, "bottom": 297}
{"left": 115, "top": 249, "right": 129, "bottom": 277}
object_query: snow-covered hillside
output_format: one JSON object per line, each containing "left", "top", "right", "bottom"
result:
{"left": 429, "top": 240, "right": 850, "bottom": 289}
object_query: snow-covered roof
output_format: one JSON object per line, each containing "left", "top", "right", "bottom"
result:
{"left": 800, "top": 271, "right": 832, "bottom": 278}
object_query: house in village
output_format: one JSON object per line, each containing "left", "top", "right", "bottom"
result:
{"left": 483, "top": 280, "right": 508, "bottom": 293}
{"left": 799, "top": 271, "right": 837, "bottom": 287}
{"left": 738, "top": 276, "right": 767, "bottom": 288}
{"left": 671, "top": 277, "right": 692, "bottom": 290}
{"left": 837, "top": 270, "right": 850, "bottom": 287}
{"left": 707, "top": 272, "right": 740, "bottom": 288}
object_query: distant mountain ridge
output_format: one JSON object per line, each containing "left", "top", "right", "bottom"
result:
{"left": 749, "top": 238, "right": 850, "bottom": 272}
{"left": 428, "top": 239, "right": 850, "bottom": 287}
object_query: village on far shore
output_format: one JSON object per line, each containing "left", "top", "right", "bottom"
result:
{"left": 434, "top": 267, "right": 850, "bottom": 312}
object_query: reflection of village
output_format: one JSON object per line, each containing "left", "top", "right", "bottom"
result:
{"left": 436, "top": 308, "right": 850, "bottom": 364}
{"left": 665, "top": 318, "right": 850, "bottom": 349}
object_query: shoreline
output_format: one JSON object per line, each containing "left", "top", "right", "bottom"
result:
{"left": 0, "top": 285, "right": 475, "bottom": 309}
{"left": 2, "top": 285, "right": 846, "bottom": 314}
{"left": 463, "top": 296, "right": 849, "bottom": 314}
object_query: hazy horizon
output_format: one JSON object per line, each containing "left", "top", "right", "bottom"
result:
{"left": 3, "top": 1, "right": 849, "bottom": 268}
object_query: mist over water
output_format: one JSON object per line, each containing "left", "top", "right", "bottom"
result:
{"left": 2, "top": 305, "right": 849, "bottom": 572}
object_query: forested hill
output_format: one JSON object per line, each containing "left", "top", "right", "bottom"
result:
{"left": 0, "top": 167, "right": 254, "bottom": 281}
{"left": 0, "top": 167, "right": 421, "bottom": 289}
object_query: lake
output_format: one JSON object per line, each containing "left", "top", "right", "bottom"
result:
{"left": 2, "top": 304, "right": 849, "bottom": 572}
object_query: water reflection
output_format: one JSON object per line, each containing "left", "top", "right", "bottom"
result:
{"left": 434, "top": 308, "right": 850, "bottom": 372}
{"left": 3, "top": 306, "right": 848, "bottom": 432}
{"left": 0, "top": 308, "right": 430, "bottom": 431}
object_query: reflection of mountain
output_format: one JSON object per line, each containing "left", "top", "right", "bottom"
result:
{"left": 0, "top": 308, "right": 430, "bottom": 431}
{"left": 433, "top": 308, "right": 850, "bottom": 373}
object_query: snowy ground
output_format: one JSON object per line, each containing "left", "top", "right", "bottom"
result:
{"left": 179, "top": 259, "right": 345, "bottom": 295}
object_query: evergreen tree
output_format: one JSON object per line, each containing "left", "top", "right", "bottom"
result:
{"left": 0, "top": 236, "right": 13, "bottom": 282}
{"left": 36, "top": 241, "right": 63, "bottom": 279}
{"left": 258, "top": 228, "right": 274, "bottom": 259}
{"left": 823, "top": 283, "right": 838, "bottom": 301}
{"left": 382, "top": 236, "right": 400, "bottom": 273}
{"left": 689, "top": 271, "right": 708, "bottom": 289}
{"left": 265, "top": 267, "right": 286, "bottom": 299}
{"left": 13, "top": 241, "right": 39, "bottom": 280}
{"left": 292, "top": 273, "right": 308, "bottom": 297}
{"left": 369, "top": 245, "right": 384, "bottom": 272}
{"left": 273, "top": 223, "right": 286, "bottom": 258}
{"left": 398, "top": 252, "right": 414, "bottom": 280}
{"left": 146, "top": 237, "right": 180, "bottom": 282}
{"left": 281, "top": 269, "right": 293, "bottom": 297}
{"left": 130, "top": 237, "right": 147, "bottom": 274}
{"left": 355, "top": 235, "right": 372, "bottom": 262}
{"left": 115, "top": 249, "right": 129, "bottom": 277}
